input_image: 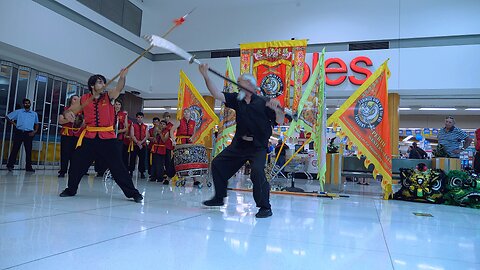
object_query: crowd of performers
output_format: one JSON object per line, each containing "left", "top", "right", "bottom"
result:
{"left": 56, "top": 69, "right": 202, "bottom": 203}
{"left": 59, "top": 95, "right": 199, "bottom": 184}
{"left": 37, "top": 63, "right": 283, "bottom": 218}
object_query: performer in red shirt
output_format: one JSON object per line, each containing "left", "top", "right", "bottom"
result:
{"left": 59, "top": 69, "right": 143, "bottom": 203}
{"left": 150, "top": 120, "right": 170, "bottom": 182}
{"left": 175, "top": 108, "right": 196, "bottom": 144}
{"left": 114, "top": 99, "right": 129, "bottom": 168}
{"left": 147, "top": 117, "right": 160, "bottom": 180}
{"left": 123, "top": 119, "right": 134, "bottom": 168}
{"left": 162, "top": 112, "right": 176, "bottom": 185}
{"left": 58, "top": 95, "right": 81, "bottom": 178}
{"left": 129, "top": 111, "right": 149, "bottom": 179}
{"left": 174, "top": 108, "right": 201, "bottom": 185}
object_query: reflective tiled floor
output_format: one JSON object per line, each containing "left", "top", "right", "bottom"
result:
{"left": 0, "top": 170, "right": 479, "bottom": 270}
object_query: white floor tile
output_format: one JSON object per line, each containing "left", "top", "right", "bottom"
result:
{"left": 0, "top": 170, "right": 478, "bottom": 270}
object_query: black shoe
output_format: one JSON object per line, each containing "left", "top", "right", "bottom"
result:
{"left": 140, "top": 173, "right": 146, "bottom": 179}
{"left": 255, "top": 208, "right": 273, "bottom": 218}
{"left": 148, "top": 178, "right": 157, "bottom": 182}
{"left": 7, "top": 166, "right": 13, "bottom": 172}
{"left": 58, "top": 173, "right": 65, "bottom": 178}
{"left": 202, "top": 198, "right": 224, "bottom": 207}
{"left": 26, "top": 168, "right": 35, "bottom": 172}
{"left": 59, "top": 189, "right": 75, "bottom": 197}
{"left": 162, "top": 179, "right": 169, "bottom": 185}
{"left": 193, "top": 180, "right": 201, "bottom": 186}
{"left": 133, "top": 194, "right": 143, "bottom": 203}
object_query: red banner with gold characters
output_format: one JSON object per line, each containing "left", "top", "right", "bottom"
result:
{"left": 240, "top": 40, "right": 307, "bottom": 108}
{"left": 177, "top": 70, "right": 219, "bottom": 145}
{"left": 327, "top": 61, "right": 392, "bottom": 199}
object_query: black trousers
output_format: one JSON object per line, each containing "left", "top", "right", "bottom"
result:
{"left": 94, "top": 157, "right": 107, "bottom": 175}
{"left": 7, "top": 130, "right": 34, "bottom": 169}
{"left": 65, "top": 137, "right": 140, "bottom": 198}
{"left": 121, "top": 143, "right": 130, "bottom": 169}
{"left": 129, "top": 145, "right": 146, "bottom": 173}
{"left": 474, "top": 151, "right": 480, "bottom": 173}
{"left": 211, "top": 142, "right": 271, "bottom": 209}
{"left": 59, "top": 135, "right": 78, "bottom": 174}
{"left": 151, "top": 153, "right": 165, "bottom": 181}
{"left": 165, "top": 149, "right": 176, "bottom": 178}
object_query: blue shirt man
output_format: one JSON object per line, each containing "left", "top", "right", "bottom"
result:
{"left": 6, "top": 98, "right": 39, "bottom": 171}
{"left": 7, "top": 106, "right": 39, "bottom": 131}
{"left": 437, "top": 116, "right": 472, "bottom": 158}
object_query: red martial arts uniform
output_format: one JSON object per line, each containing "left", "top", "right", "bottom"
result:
{"left": 60, "top": 92, "right": 141, "bottom": 200}
{"left": 176, "top": 118, "right": 195, "bottom": 144}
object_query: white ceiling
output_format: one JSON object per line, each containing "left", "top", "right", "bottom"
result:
{"left": 2, "top": 0, "right": 478, "bottom": 117}
{"left": 133, "top": 0, "right": 480, "bottom": 116}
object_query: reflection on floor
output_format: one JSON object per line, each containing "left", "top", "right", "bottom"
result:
{"left": 0, "top": 170, "right": 479, "bottom": 270}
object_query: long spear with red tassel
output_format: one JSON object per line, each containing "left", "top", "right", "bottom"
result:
{"left": 66, "top": 8, "right": 195, "bottom": 115}
{"left": 102, "top": 8, "right": 195, "bottom": 90}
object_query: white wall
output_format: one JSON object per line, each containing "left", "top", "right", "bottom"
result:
{"left": 0, "top": 0, "right": 479, "bottom": 100}
{"left": 149, "top": 44, "right": 480, "bottom": 99}
{"left": 400, "top": 115, "right": 480, "bottom": 130}
{"left": 143, "top": 0, "right": 480, "bottom": 52}
{"left": 0, "top": 0, "right": 152, "bottom": 92}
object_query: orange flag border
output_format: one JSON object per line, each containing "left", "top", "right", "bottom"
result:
{"left": 327, "top": 60, "right": 393, "bottom": 199}
{"left": 177, "top": 70, "right": 219, "bottom": 144}
{"left": 240, "top": 39, "right": 307, "bottom": 50}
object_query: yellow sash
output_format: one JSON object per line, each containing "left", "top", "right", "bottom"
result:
{"left": 76, "top": 126, "right": 114, "bottom": 148}
{"left": 149, "top": 144, "right": 165, "bottom": 165}
{"left": 176, "top": 135, "right": 191, "bottom": 144}
{"left": 128, "top": 140, "right": 134, "bottom": 152}
{"left": 61, "top": 126, "right": 80, "bottom": 136}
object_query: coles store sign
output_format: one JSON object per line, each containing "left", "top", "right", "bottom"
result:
{"left": 291, "top": 52, "right": 373, "bottom": 86}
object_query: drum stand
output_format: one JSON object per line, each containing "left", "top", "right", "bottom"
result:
{"left": 282, "top": 172, "right": 305, "bottom": 193}
{"left": 175, "top": 168, "right": 212, "bottom": 189}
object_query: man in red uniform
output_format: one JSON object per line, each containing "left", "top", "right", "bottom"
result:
{"left": 174, "top": 108, "right": 196, "bottom": 144}
{"left": 114, "top": 99, "right": 129, "bottom": 168}
{"left": 58, "top": 95, "right": 81, "bottom": 177}
{"left": 123, "top": 119, "right": 134, "bottom": 168}
{"left": 174, "top": 108, "right": 200, "bottom": 185}
{"left": 150, "top": 120, "right": 170, "bottom": 182}
{"left": 148, "top": 117, "right": 160, "bottom": 181}
{"left": 59, "top": 69, "right": 143, "bottom": 203}
{"left": 162, "top": 112, "right": 176, "bottom": 185}
{"left": 129, "top": 111, "right": 149, "bottom": 179}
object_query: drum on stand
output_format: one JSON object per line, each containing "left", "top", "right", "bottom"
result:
{"left": 173, "top": 144, "right": 211, "bottom": 188}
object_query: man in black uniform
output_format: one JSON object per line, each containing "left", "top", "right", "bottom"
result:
{"left": 199, "top": 64, "right": 284, "bottom": 218}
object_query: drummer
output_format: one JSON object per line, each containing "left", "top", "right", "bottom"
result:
{"left": 174, "top": 108, "right": 196, "bottom": 144}
{"left": 150, "top": 119, "right": 169, "bottom": 183}
{"left": 173, "top": 108, "right": 200, "bottom": 186}
{"left": 162, "top": 112, "right": 176, "bottom": 185}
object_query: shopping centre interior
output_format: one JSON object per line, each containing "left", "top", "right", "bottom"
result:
{"left": 1, "top": 0, "right": 479, "bottom": 269}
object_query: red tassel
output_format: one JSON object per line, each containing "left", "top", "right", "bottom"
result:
{"left": 174, "top": 17, "right": 185, "bottom": 26}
